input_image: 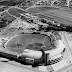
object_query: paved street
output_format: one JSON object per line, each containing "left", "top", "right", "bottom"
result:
{"left": 0, "top": 60, "right": 42, "bottom": 72}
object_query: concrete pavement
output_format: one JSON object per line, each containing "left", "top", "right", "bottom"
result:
{"left": 59, "top": 31, "right": 72, "bottom": 63}
{"left": 0, "top": 60, "right": 42, "bottom": 72}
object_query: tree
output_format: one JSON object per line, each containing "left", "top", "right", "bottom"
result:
{"left": 0, "top": 0, "right": 26, "bottom": 6}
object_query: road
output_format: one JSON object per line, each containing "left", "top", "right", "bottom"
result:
{"left": 54, "top": 31, "right": 72, "bottom": 72}
{"left": 0, "top": 60, "right": 42, "bottom": 72}
{"left": 59, "top": 32, "right": 72, "bottom": 63}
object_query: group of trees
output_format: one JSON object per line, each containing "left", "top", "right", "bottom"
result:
{"left": 23, "top": 15, "right": 72, "bottom": 32}
{"left": 38, "top": 18, "right": 72, "bottom": 32}
{"left": 0, "top": 0, "right": 34, "bottom": 6}
{"left": 0, "top": 18, "right": 13, "bottom": 28}
{"left": 0, "top": 0, "right": 26, "bottom": 6}
{"left": 0, "top": 0, "right": 70, "bottom": 7}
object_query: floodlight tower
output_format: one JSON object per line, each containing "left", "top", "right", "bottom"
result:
{"left": 67, "top": 0, "right": 71, "bottom": 7}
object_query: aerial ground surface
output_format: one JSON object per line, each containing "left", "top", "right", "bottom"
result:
{"left": 0, "top": 0, "right": 72, "bottom": 72}
{"left": 26, "top": 6, "right": 72, "bottom": 26}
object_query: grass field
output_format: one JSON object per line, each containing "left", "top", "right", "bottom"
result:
{"left": 0, "top": 6, "right": 27, "bottom": 32}
{"left": 8, "top": 7, "right": 26, "bottom": 17}
{"left": 26, "top": 6, "right": 59, "bottom": 14}
{"left": 1, "top": 11, "right": 16, "bottom": 20}
{"left": 19, "top": 6, "right": 28, "bottom": 10}
{"left": 26, "top": 6, "right": 72, "bottom": 26}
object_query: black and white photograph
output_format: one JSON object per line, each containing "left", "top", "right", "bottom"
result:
{"left": 0, "top": 0, "right": 72, "bottom": 72}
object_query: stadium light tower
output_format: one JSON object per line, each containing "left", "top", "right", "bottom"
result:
{"left": 67, "top": 0, "right": 71, "bottom": 7}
